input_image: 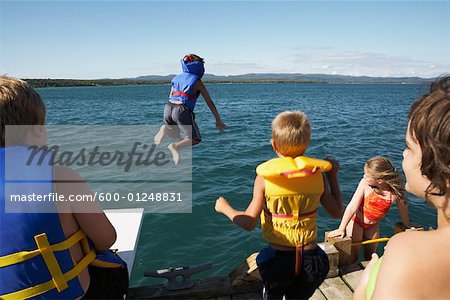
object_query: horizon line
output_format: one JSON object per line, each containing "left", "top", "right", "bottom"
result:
{"left": 18, "top": 72, "right": 438, "bottom": 80}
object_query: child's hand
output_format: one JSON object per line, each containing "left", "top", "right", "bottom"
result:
{"left": 215, "top": 196, "right": 229, "bottom": 213}
{"left": 328, "top": 228, "right": 346, "bottom": 238}
{"left": 216, "top": 120, "right": 227, "bottom": 132}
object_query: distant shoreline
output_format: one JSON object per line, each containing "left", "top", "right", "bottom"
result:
{"left": 27, "top": 79, "right": 329, "bottom": 88}
{"left": 26, "top": 79, "right": 169, "bottom": 88}
{"left": 25, "top": 75, "right": 432, "bottom": 88}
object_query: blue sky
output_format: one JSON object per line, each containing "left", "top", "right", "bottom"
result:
{"left": 1, "top": 1, "right": 449, "bottom": 79}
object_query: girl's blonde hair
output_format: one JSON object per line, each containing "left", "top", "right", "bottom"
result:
{"left": 364, "top": 156, "right": 407, "bottom": 205}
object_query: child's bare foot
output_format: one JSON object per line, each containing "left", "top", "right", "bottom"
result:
{"left": 154, "top": 126, "right": 165, "bottom": 145}
{"left": 168, "top": 143, "right": 180, "bottom": 165}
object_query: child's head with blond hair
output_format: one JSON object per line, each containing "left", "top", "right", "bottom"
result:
{"left": 364, "top": 156, "right": 407, "bottom": 205}
{"left": 0, "top": 76, "right": 46, "bottom": 147}
{"left": 271, "top": 111, "right": 311, "bottom": 158}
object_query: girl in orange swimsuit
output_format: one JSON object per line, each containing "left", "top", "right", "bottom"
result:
{"left": 329, "top": 156, "right": 411, "bottom": 262}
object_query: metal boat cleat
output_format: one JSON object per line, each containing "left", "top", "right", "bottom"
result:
{"left": 144, "top": 263, "right": 213, "bottom": 291}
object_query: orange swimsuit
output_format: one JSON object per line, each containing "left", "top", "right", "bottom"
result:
{"left": 352, "top": 191, "right": 392, "bottom": 230}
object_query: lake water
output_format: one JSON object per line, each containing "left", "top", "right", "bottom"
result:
{"left": 37, "top": 82, "right": 435, "bottom": 287}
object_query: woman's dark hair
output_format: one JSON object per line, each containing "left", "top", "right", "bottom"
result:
{"left": 408, "top": 75, "right": 449, "bottom": 198}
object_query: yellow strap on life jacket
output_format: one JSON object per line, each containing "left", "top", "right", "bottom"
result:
{"left": 34, "top": 233, "right": 69, "bottom": 292}
{"left": 0, "top": 229, "right": 86, "bottom": 267}
{"left": 90, "top": 259, "right": 123, "bottom": 268}
{"left": 0, "top": 250, "right": 95, "bottom": 300}
{"left": 0, "top": 230, "right": 95, "bottom": 300}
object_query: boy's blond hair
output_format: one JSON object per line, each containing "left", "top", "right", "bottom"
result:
{"left": 0, "top": 76, "right": 46, "bottom": 147}
{"left": 271, "top": 111, "right": 310, "bottom": 157}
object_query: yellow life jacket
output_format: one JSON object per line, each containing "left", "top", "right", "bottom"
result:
{"left": 256, "top": 156, "right": 331, "bottom": 247}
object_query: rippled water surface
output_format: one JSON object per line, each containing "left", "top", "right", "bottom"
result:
{"left": 38, "top": 83, "right": 435, "bottom": 287}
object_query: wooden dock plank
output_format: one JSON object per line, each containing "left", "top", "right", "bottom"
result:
{"left": 319, "top": 277, "right": 353, "bottom": 300}
{"left": 128, "top": 276, "right": 231, "bottom": 299}
{"left": 342, "top": 269, "right": 363, "bottom": 292}
{"left": 128, "top": 252, "right": 372, "bottom": 299}
{"left": 310, "top": 288, "right": 327, "bottom": 300}
{"left": 339, "top": 263, "right": 364, "bottom": 292}
{"left": 360, "top": 261, "right": 369, "bottom": 268}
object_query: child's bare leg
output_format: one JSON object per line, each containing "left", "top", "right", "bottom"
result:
{"left": 154, "top": 125, "right": 167, "bottom": 145}
{"left": 168, "top": 138, "right": 200, "bottom": 165}
{"left": 347, "top": 219, "right": 363, "bottom": 263}
{"left": 167, "top": 143, "right": 181, "bottom": 165}
{"left": 154, "top": 125, "right": 179, "bottom": 145}
{"left": 363, "top": 224, "right": 380, "bottom": 261}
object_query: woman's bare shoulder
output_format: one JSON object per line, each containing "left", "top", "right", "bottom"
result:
{"left": 374, "top": 230, "right": 450, "bottom": 299}
{"left": 386, "top": 230, "right": 447, "bottom": 259}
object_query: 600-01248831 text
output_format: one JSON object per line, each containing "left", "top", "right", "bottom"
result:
{"left": 95, "top": 192, "right": 184, "bottom": 202}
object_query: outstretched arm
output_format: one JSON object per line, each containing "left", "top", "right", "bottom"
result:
{"left": 328, "top": 177, "right": 366, "bottom": 238}
{"left": 195, "top": 80, "right": 226, "bottom": 131}
{"left": 396, "top": 199, "right": 411, "bottom": 228}
{"left": 215, "top": 175, "right": 265, "bottom": 231}
{"left": 320, "top": 159, "right": 343, "bottom": 219}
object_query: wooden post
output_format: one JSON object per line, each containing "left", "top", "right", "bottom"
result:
{"left": 318, "top": 242, "right": 339, "bottom": 278}
{"left": 228, "top": 252, "right": 262, "bottom": 294}
{"left": 324, "top": 232, "right": 352, "bottom": 267}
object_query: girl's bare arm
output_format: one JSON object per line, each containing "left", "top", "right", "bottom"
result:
{"left": 396, "top": 199, "right": 411, "bottom": 227}
{"left": 329, "top": 178, "right": 366, "bottom": 238}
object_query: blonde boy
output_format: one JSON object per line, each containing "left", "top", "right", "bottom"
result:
{"left": 215, "top": 111, "right": 343, "bottom": 299}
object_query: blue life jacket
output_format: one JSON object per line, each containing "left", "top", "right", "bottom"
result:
{"left": 0, "top": 146, "right": 126, "bottom": 299}
{"left": 0, "top": 146, "right": 89, "bottom": 299}
{"left": 170, "top": 59, "right": 205, "bottom": 111}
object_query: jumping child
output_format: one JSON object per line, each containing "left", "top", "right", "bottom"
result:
{"left": 154, "top": 54, "right": 226, "bottom": 164}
